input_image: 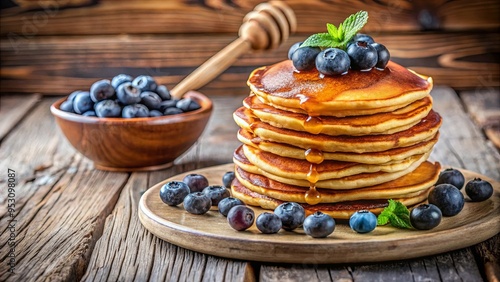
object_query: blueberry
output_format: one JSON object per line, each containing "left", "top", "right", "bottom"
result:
{"left": 116, "top": 82, "right": 142, "bottom": 105}
{"left": 90, "top": 79, "right": 115, "bottom": 103}
{"left": 202, "top": 185, "right": 230, "bottom": 206}
{"left": 371, "top": 43, "right": 390, "bottom": 69}
{"left": 256, "top": 212, "right": 282, "bottom": 234}
{"left": 287, "top": 41, "right": 302, "bottom": 60}
{"left": 349, "top": 210, "right": 377, "bottom": 233}
{"left": 465, "top": 178, "right": 494, "bottom": 202}
{"left": 428, "top": 184, "right": 465, "bottom": 216}
{"left": 183, "top": 192, "right": 212, "bottom": 215}
{"left": 274, "top": 202, "right": 305, "bottom": 231}
{"left": 122, "top": 104, "right": 149, "bottom": 118}
{"left": 140, "top": 91, "right": 162, "bottom": 110}
{"left": 349, "top": 33, "right": 375, "bottom": 45}
{"left": 94, "top": 99, "right": 122, "bottom": 117}
{"left": 159, "top": 99, "right": 179, "bottom": 112}
{"left": 149, "top": 110, "right": 163, "bottom": 117}
{"left": 159, "top": 181, "right": 190, "bottom": 206}
{"left": 182, "top": 173, "right": 209, "bottom": 193}
{"left": 222, "top": 171, "right": 235, "bottom": 188}
{"left": 315, "top": 48, "right": 350, "bottom": 76}
{"left": 218, "top": 197, "right": 244, "bottom": 217}
{"left": 291, "top": 46, "right": 321, "bottom": 71}
{"left": 227, "top": 205, "right": 255, "bottom": 231}
{"left": 410, "top": 204, "right": 442, "bottom": 230}
{"left": 82, "top": 110, "right": 96, "bottom": 117}
{"left": 132, "top": 75, "right": 157, "bottom": 91}
{"left": 111, "top": 74, "right": 133, "bottom": 89}
{"left": 67, "top": 90, "right": 82, "bottom": 103}
{"left": 303, "top": 211, "right": 335, "bottom": 238}
{"left": 436, "top": 168, "right": 465, "bottom": 190}
{"left": 176, "top": 98, "right": 201, "bottom": 112}
{"left": 347, "top": 41, "right": 378, "bottom": 71}
{"left": 73, "top": 91, "right": 94, "bottom": 114}
{"left": 60, "top": 100, "right": 75, "bottom": 113}
{"left": 156, "top": 85, "right": 171, "bottom": 100}
{"left": 164, "top": 107, "right": 183, "bottom": 115}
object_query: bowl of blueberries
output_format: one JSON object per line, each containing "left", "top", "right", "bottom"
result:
{"left": 50, "top": 74, "right": 213, "bottom": 171}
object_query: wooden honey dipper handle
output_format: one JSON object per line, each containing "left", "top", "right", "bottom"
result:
{"left": 170, "top": 1, "right": 296, "bottom": 100}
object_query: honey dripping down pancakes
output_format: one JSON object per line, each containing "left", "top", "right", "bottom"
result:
{"left": 231, "top": 25, "right": 442, "bottom": 219}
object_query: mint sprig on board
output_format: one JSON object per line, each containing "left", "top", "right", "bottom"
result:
{"left": 301, "top": 10, "right": 368, "bottom": 50}
{"left": 377, "top": 199, "right": 413, "bottom": 229}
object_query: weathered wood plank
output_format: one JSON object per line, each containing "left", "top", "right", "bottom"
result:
{"left": 0, "top": 94, "right": 40, "bottom": 141}
{"left": 1, "top": 0, "right": 498, "bottom": 36}
{"left": 0, "top": 98, "right": 130, "bottom": 281}
{"left": 81, "top": 95, "right": 250, "bottom": 282}
{"left": 1, "top": 32, "right": 498, "bottom": 96}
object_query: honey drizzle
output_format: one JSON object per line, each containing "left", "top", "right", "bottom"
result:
{"left": 303, "top": 116, "right": 323, "bottom": 134}
{"left": 304, "top": 150, "right": 323, "bottom": 205}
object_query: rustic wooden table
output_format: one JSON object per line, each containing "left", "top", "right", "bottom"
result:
{"left": 0, "top": 87, "right": 499, "bottom": 281}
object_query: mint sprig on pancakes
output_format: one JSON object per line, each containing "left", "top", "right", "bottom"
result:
{"left": 301, "top": 10, "right": 368, "bottom": 50}
{"left": 377, "top": 199, "right": 413, "bottom": 229}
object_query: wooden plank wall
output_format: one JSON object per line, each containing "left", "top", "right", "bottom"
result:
{"left": 0, "top": 0, "right": 499, "bottom": 96}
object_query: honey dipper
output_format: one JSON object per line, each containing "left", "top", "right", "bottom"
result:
{"left": 170, "top": 1, "right": 297, "bottom": 99}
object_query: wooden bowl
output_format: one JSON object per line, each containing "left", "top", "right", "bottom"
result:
{"left": 50, "top": 91, "right": 213, "bottom": 171}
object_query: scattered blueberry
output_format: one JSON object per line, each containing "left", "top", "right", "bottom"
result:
{"left": 222, "top": 171, "right": 235, "bottom": 188}
{"left": 227, "top": 205, "right": 255, "bottom": 231}
{"left": 349, "top": 33, "right": 375, "bottom": 45}
{"left": 202, "top": 185, "right": 230, "bottom": 206}
{"left": 218, "top": 197, "right": 244, "bottom": 217}
{"left": 182, "top": 173, "right": 209, "bottom": 193}
{"left": 347, "top": 41, "right": 378, "bottom": 71}
{"left": 82, "top": 110, "right": 97, "bottom": 117}
{"left": 122, "top": 104, "right": 149, "bottom": 118}
{"left": 315, "top": 48, "right": 350, "bottom": 76}
{"left": 436, "top": 168, "right": 465, "bottom": 190}
{"left": 291, "top": 46, "right": 321, "bottom": 71}
{"left": 164, "top": 107, "right": 184, "bottom": 115}
{"left": 90, "top": 79, "right": 115, "bottom": 102}
{"left": 111, "top": 74, "right": 133, "bottom": 89}
{"left": 140, "top": 91, "right": 162, "bottom": 110}
{"left": 133, "top": 75, "right": 157, "bottom": 91}
{"left": 94, "top": 99, "right": 121, "bottom": 117}
{"left": 371, "top": 43, "right": 390, "bottom": 69}
{"left": 410, "top": 204, "right": 442, "bottom": 230}
{"left": 183, "top": 192, "right": 212, "bottom": 215}
{"left": 303, "top": 211, "right": 335, "bottom": 238}
{"left": 256, "top": 212, "right": 282, "bottom": 234}
{"left": 287, "top": 41, "right": 302, "bottom": 60}
{"left": 428, "top": 184, "right": 465, "bottom": 216}
{"left": 349, "top": 210, "right": 377, "bottom": 233}
{"left": 73, "top": 91, "right": 94, "bottom": 114}
{"left": 116, "top": 82, "right": 142, "bottom": 105}
{"left": 176, "top": 98, "right": 201, "bottom": 112}
{"left": 149, "top": 110, "right": 163, "bottom": 117}
{"left": 274, "top": 202, "right": 305, "bottom": 231}
{"left": 465, "top": 178, "right": 494, "bottom": 202}
{"left": 156, "top": 85, "right": 171, "bottom": 100}
{"left": 60, "top": 100, "right": 75, "bottom": 113}
{"left": 159, "top": 181, "right": 190, "bottom": 206}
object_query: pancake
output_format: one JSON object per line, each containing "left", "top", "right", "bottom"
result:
{"left": 234, "top": 107, "right": 442, "bottom": 153}
{"left": 231, "top": 179, "right": 431, "bottom": 219}
{"left": 234, "top": 145, "right": 430, "bottom": 189}
{"left": 244, "top": 94, "right": 433, "bottom": 136}
{"left": 234, "top": 161, "right": 440, "bottom": 203}
{"left": 248, "top": 60, "right": 433, "bottom": 116}
{"left": 238, "top": 129, "right": 440, "bottom": 164}
{"left": 240, "top": 144, "right": 427, "bottom": 181}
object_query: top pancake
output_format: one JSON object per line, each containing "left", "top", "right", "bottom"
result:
{"left": 248, "top": 60, "right": 433, "bottom": 116}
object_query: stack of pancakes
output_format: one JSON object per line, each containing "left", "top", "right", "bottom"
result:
{"left": 231, "top": 60, "right": 442, "bottom": 219}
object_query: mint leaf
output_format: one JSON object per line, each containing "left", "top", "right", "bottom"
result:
{"left": 326, "top": 23, "right": 339, "bottom": 41}
{"left": 377, "top": 199, "right": 413, "bottom": 229}
{"left": 341, "top": 10, "right": 369, "bottom": 47}
{"left": 301, "top": 33, "right": 333, "bottom": 48}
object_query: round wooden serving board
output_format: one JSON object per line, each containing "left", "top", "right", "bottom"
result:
{"left": 138, "top": 164, "right": 500, "bottom": 264}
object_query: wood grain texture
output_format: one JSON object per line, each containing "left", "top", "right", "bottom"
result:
{"left": 1, "top": 0, "right": 498, "bottom": 35}
{"left": 0, "top": 94, "right": 40, "bottom": 141}
{"left": 1, "top": 32, "right": 498, "bottom": 96}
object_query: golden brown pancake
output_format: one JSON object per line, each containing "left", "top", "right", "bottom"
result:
{"left": 235, "top": 161, "right": 440, "bottom": 204}
{"left": 231, "top": 179, "right": 431, "bottom": 219}
{"left": 248, "top": 60, "right": 433, "bottom": 116}
{"left": 240, "top": 144, "right": 427, "bottom": 181}
{"left": 234, "top": 145, "right": 430, "bottom": 189}
{"left": 234, "top": 107, "right": 442, "bottom": 153}
{"left": 238, "top": 129, "right": 439, "bottom": 164}
{"left": 244, "top": 94, "right": 433, "bottom": 136}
